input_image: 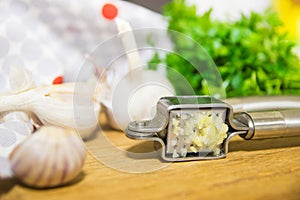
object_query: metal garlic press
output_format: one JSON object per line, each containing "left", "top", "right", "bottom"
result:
{"left": 126, "top": 96, "right": 300, "bottom": 161}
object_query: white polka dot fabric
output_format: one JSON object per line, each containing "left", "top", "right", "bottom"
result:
{"left": 0, "top": 0, "right": 166, "bottom": 94}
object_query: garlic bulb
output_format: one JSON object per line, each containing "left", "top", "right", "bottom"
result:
{"left": 95, "top": 16, "right": 175, "bottom": 130}
{"left": 0, "top": 83, "right": 100, "bottom": 139}
{"left": 9, "top": 126, "right": 86, "bottom": 188}
{"left": 97, "top": 69, "right": 174, "bottom": 130}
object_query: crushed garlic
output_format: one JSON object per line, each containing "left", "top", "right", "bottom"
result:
{"left": 168, "top": 110, "right": 228, "bottom": 158}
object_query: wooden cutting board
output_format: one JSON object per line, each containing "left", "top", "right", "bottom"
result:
{"left": 1, "top": 119, "right": 300, "bottom": 200}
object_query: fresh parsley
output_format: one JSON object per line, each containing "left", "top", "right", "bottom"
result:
{"left": 149, "top": 0, "right": 300, "bottom": 97}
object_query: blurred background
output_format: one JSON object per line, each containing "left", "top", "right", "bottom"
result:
{"left": 126, "top": 0, "right": 300, "bottom": 42}
{"left": 124, "top": 0, "right": 170, "bottom": 12}
{"left": 0, "top": 0, "right": 299, "bottom": 95}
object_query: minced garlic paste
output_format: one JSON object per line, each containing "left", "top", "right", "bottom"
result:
{"left": 167, "top": 110, "right": 228, "bottom": 158}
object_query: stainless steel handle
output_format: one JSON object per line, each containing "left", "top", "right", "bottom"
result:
{"left": 238, "top": 110, "right": 300, "bottom": 139}
{"left": 224, "top": 96, "right": 300, "bottom": 113}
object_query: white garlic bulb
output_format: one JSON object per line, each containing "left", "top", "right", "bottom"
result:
{"left": 94, "top": 17, "right": 175, "bottom": 130}
{"left": 96, "top": 69, "right": 174, "bottom": 132}
{"left": 0, "top": 82, "right": 100, "bottom": 139}
{"left": 0, "top": 65, "right": 100, "bottom": 139}
{"left": 97, "top": 69, "right": 175, "bottom": 130}
{"left": 9, "top": 126, "right": 86, "bottom": 188}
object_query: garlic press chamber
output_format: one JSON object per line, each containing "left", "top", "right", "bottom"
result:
{"left": 126, "top": 96, "right": 300, "bottom": 161}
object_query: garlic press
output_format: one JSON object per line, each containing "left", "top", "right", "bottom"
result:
{"left": 126, "top": 96, "right": 300, "bottom": 161}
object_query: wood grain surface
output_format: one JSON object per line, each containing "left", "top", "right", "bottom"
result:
{"left": 1, "top": 120, "right": 300, "bottom": 200}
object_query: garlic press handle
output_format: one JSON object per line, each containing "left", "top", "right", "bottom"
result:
{"left": 236, "top": 110, "right": 300, "bottom": 139}
{"left": 225, "top": 96, "right": 300, "bottom": 113}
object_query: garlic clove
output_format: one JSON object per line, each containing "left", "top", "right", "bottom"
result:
{"left": 9, "top": 126, "right": 86, "bottom": 188}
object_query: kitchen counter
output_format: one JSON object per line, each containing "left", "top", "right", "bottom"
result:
{"left": 1, "top": 119, "right": 300, "bottom": 200}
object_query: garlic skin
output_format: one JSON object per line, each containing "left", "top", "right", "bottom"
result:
{"left": 0, "top": 111, "right": 34, "bottom": 133}
{"left": 0, "top": 111, "right": 34, "bottom": 178}
{"left": 0, "top": 83, "right": 100, "bottom": 139}
{"left": 9, "top": 126, "right": 86, "bottom": 188}
{"left": 8, "top": 65, "right": 35, "bottom": 94}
